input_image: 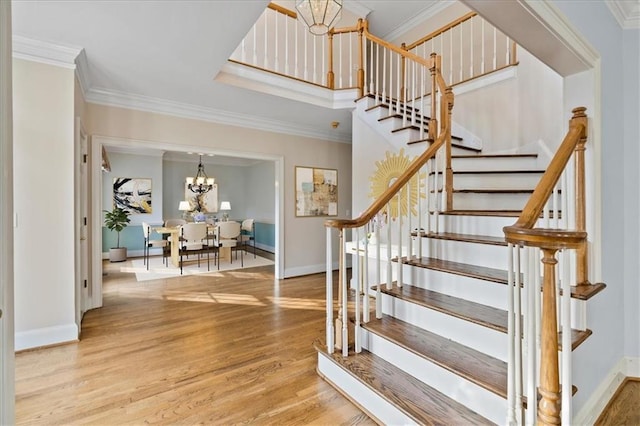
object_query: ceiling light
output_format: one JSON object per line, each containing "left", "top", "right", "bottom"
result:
{"left": 186, "top": 155, "right": 214, "bottom": 194}
{"left": 295, "top": 0, "right": 342, "bottom": 36}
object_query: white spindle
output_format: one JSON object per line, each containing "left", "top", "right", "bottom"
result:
{"left": 481, "top": 20, "right": 485, "bottom": 74}
{"left": 526, "top": 247, "right": 538, "bottom": 425}
{"left": 449, "top": 31, "right": 453, "bottom": 83}
{"left": 459, "top": 24, "right": 463, "bottom": 82}
{"left": 417, "top": 165, "right": 423, "bottom": 260}
{"left": 397, "top": 193, "right": 403, "bottom": 288}
{"left": 313, "top": 35, "right": 317, "bottom": 84}
{"left": 304, "top": 30, "right": 308, "bottom": 81}
{"left": 253, "top": 23, "right": 258, "bottom": 66}
{"left": 363, "top": 224, "right": 370, "bottom": 323}
{"left": 322, "top": 35, "right": 326, "bottom": 86}
{"left": 419, "top": 63, "right": 425, "bottom": 140}
{"left": 375, "top": 218, "right": 381, "bottom": 319}
{"left": 470, "top": 18, "right": 474, "bottom": 78}
{"left": 376, "top": 43, "right": 381, "bottom": 104}
{"left": 507, "top": 243, "right": 516, "bottom": 425}
{"left": 263, "top": 14, "right": 268, "bottom": 69}
{"left": 349, "top": 32, "right": 353, "bottom": 87}
{"left": 354, "top": 228, "right": 361, "bottom": 353}
{"left": 326, "top": 227, "right": 334, "bottom": 353}
{"left": 294, "top": 21, "right": 299, "bottom": 78}
{"left": 398, "top": 54, "right": 404, "bottom": 123}
{"left": 341, "top": 229, "right": 348, "bottom": 357}
{"left": 407, "top": 179, "right": 413, "bottom": 259}
{"left": 339, "top": 34, "right": 343, "bottom": 88}
{"left": 493, "top": 27, "right": 497, "bottom": 70}
{"left": 240, "top": 39, "right": 246, "bottom": 63}
{"left": 284, "top": 15, "right": 289, "bottom": 75}
{"left": 514, "top": 246, "right": 523, "bottom": 424}
{"left": 274, "top": 11, "right": 279, "bottom": 72}
{"left": 505, "top": 33, "right": 510, "bottom": 66}
{"left": 386, "top": 205, "right": 392, "bottom": 290}
{"left": 411, "top": 61, "right": 416, "bottom": 126}
{"left": 382, "top": 47, "right": 387, "bottom": 107}
{"left": 561, "top": 248, "right": 572, "bottom": 425}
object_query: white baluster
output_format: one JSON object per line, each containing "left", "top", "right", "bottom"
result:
{"left": 313, "top": 35, "right": 317, "bottom": 84}
{"left": 561, "top": 248, "right": 572, "bottom": 425}
{"left": 326, "top": 227, "right": 334, "bottom": 353}
{"left": 304, "top": 29, "right": 308, "bottom": 81}
{"left": 387, "top": 205, "right": 392, "bottom": 290}
{"left": 382, "top": 48, "right": 387, "bottom": 107}
{"left": 363, "top": 223, "right": 370, "bottom": 324}
{"left": 481, "top": 20, "right": 485, "bottom": 74}
{"left": 397, "top": 193, "right": 403, "bottom": 288}
{"left": 398, "top": 54, "right": 404, "bottom": 122}
{"left": 514, "top": 246, "right": 524, "bottom": 424}
{"left": 284, "top": 14, "right": 289, "bottom": 75}
{"left": 274, "top": 11, "right": 279, "bottom": 72}
{"left": 376, "top": 43, "right": 380, "bottom": 103}
{"left": 459, "top": 24, "right": 463, "bottom": 82}
{"left": 507, "top": 243, "right": 516, "bottom": 425}
{"left": 341, "top": 228, "right": 348, "bottom": 357}
{"left": 294, "top": 20, "right": 299, "bottom": 78}
{"left": 354, "top": 228, "right": 361, "bottom": 353}
{"left": 375, "top": 217, "right": 382, "bottom": 319}
{"left": 339, "top": 34, "right": 343, "bottom": 88}
{"left": 449, "top": 31, "right": 453, "bottom": 83}
{"left": 263, "top": 12, "right": 268, "bottom": 69}
{"left": 407, "top": 179, "right": 413, "bottom": 260}
{"left": 411, "top": 61, "right": 416, "bottom": 126}
{"left": 526, "top": 247, "right": 537, "bottom": 425}
{"left": 493, "top": 27, "right": 497, "bottom": 70}
{"left": 470, "top": 18, "right": 474, "bottom": 78}
{"left": 349, "top": 32, "right": 353, "bottom": 87}
{"left": 322, "top": 35, "right": 326, "bottom": 86}
{"left": 417, "top": 165, "right": 423, "bottom": 260}
{"left": 253, "top": 22, "right": 257, "bottom": 66}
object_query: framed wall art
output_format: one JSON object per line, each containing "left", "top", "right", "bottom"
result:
{"left": 185, "top": 182, "right": 218, "bottom": 213}
{"left": 113, "top": 177, "right": 152, "bottom": 214}
{"left": 295, "top": 166, "right": 338, "bottom": 217}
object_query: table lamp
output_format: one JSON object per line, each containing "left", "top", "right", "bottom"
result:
{"left": 178, "top": 201, "right": 191, "bottom": 221}
{"left": 220, "top": 201, "right": 231, "bottom": 221}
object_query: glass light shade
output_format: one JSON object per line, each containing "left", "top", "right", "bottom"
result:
{"left": 296, "top": 0, "right": 342, "bottom": 36}
{"left": 220, "top": 201, "right": 231, "bottom": 211}
{"left": 186, "top": 177, "right": 194, "bottom": 185}
{"left": 178, "top": 201, "right": 190, "bottom": 211}
{"left": 206, "top": 178, "right": 215, "bottom": 185}
{"left": 196, "top": 176, "right": 205, "bottom": 185}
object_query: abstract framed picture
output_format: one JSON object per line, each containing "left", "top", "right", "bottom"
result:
{"left": 295, "top": 166, "right": 338, "bottom": 217}
{"left": 113, "top": 177, "right": 152, "bottom": 214}
{"left": 185, "top": 182, "right": 218, "bottom": 213}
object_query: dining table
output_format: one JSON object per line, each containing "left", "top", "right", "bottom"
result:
{"left": 153, "top": 224, "right": 229, "bottom": 268}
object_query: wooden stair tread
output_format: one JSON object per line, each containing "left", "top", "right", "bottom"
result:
{"left": 451, "top": 169, "right": 545, "bottom": 175}
{"left": 452, "top": 153, "right": 538, "bottom": 159}
{"left": 379, "top": 282, "right": 592, "bottom": 350}
{"left": 364, "top": 315, "right": 508, "bottom": 398}
{"left": 400, "top": 255, "right": 606, "bottom": 301}
{"left": 413, "top": 231, "right": 508, "bottom": 246}
{"left": 314, "top": 341, "right": 493, "bottom": 425}
{"left": 440, "top": 209, "right": 525, "bottom": 217}
{"left": 453, "top": 189, "right": 537, "bottom": 194}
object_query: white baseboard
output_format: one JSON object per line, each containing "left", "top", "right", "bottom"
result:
{"left": 254, "top": 242, "right": 275, "bottom": 253}
{"left": 101, "top": 248, "right": 161, "bottom": 259}
{"left": 15, "top": 323, "right": 78, "bottom": 351}
{"left": 574, "top": 356, "right": 640, "bottom": 424}
{"left": 284, "top": 261, "right": 341, "bottom": 278}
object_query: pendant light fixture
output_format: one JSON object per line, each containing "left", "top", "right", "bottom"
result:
{"left": 295, "top": 0, "right": 342, "bottom": 36}
{"left": 186, "top": 155, "right": 214, "bottom": 194}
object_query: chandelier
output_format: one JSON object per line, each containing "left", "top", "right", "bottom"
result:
{"left": 186, "top": 155, "right": 214, "bottom": 194}
{"left": 295, "top": 0, "right": 342, "bottom": 36}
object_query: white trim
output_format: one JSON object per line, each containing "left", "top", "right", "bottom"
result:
{"left": 74, "top": 49, "right": 91, "bottom": 99}
{"left": 574, "top": 356, "right": 640, "bottom": 425}
{"left": 86, "top": 86, "right": 352, "bottom": 144}
{"left": 454, "top": 66, "right": 517, "bottom": 96}
{"left": 14, "top": 323, "right": 78, "bottom": 351}
{"left": 382, "top": 1, "right": 457, "bottom": 41}
{"left": 606, "top": 0, "right": 640, "bottom": 29}
{"left": 284, "top": 261, "right": 340, "bottom": 278}
{"left": 11, "top": 35, "right": 81, "bottom": 69}
{"left": 342, "top": 1, "right": 372, "bottom": 19}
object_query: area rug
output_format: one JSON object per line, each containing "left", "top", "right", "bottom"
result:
{"left": 125, "top": 253, "right": 274, "bottom": 282}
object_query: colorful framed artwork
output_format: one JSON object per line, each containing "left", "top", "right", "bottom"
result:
{"left": 295, "top": 166, "right": 338, "bottom": 217}
{"left": 113, "top": 177, "right": 152, "bottom": 214}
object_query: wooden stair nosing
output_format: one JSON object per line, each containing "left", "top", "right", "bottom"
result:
{"left": 364, "top": 315, "right": 508, "bottom": 398}
{"left": 378, "top": 282, "right": 593, "bottom": 350}
{"left": 314, "top": 340, "right": 494, "bottom": 425}
{"left": 412, "top": 231, "right": 508, "bottom": 247}
{"left": 398, "top": 256, "right": 605, "bottom": 301}
{"left": 437, "top": 209, "right": 562, "bottom": 219}
{"left": 451, "top": 169, "right": 546, "bottom": 175}
{"left": 452, "top": 153, "right": 538, "bottom": 159}
{"left": 392, "top": 125, "right": 465, "bottom": 142}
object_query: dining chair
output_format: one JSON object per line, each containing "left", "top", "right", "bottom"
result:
{"left": 215, "top": 221, "right": 243, "bottom": 268}
{"left": 239, "top": 219, "right": 256, "bottom": 258}
{"left": 142, "top": 222, "right": 168, "bottom": 270}
{"left": 179, "top": 222, "right": 215, "bottom": 275}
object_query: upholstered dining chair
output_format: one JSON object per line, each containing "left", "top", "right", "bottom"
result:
{"left": 142, "top": 222, "right": 168, "bottom": 270}
{"left": 239, "top": 219, "right": 256, "bottom": 258}
{"left": 178, "top": 222, "right": 215, "bottom": 275}
{"left": 215, "top": 221, "right": 242, "bottom": 268}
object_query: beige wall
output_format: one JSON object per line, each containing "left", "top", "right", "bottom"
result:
{"left": 13, "top": 58, "right": 77, "bottom": 350}
{"left": 87, "top": 103, "right": 352, "bottom": 277}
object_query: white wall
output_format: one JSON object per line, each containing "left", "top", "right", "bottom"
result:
{"left": 552, "top": 0, "right": 632, "bottom": 413}
{"left": 88, "top": 103, "right": 352, "bottom": 278}
{"left": 13, "top": 59, "right": 77, "bottom": 350}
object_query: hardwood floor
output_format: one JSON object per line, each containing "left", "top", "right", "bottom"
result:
{"left": 595, "top": 378, "right": 640, "bottom": 425}
{"left": 15, "top": 258, "right": 374, "bottom": 425}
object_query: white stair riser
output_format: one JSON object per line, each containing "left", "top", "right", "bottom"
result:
{"left": 418, "top": 238, "right": 508, "bottom": 270}
{"left": 439, "top": 214, "right": 516, "bottom": 238}
{"left": 451, "top": 173, "right": 542, "bottom": 190}
{"left": 453, "top": 192, "right": 531, "bottom": 211}
{"left": 452, "top": 156, "right": 539, "bottom": 171}
{"left": 317, "top": 353, "right": 415, "bottom": 425}
{"left": 400, "top": 264, "right": 508, "bottom": 310}
{"left": 362, "top": 329, "right": 506, "bottom": 425}
{"left": 381, "top": 294, "right": 507, "bottom": 361}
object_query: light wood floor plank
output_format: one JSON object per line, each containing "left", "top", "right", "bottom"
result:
{"left": 15, "top": 258, "right": 375, "bottom": 425}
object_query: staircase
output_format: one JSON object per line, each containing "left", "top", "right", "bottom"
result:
{"left": 317, "top": 98, "right": 605, "bottom": 424}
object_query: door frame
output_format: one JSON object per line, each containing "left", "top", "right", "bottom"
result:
{"left": 74, "top": 118, "right": 89, "bottom": 331}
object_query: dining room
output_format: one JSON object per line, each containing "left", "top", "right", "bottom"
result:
{"left": 101, "top": 145, "right": 277, "bottom": 280}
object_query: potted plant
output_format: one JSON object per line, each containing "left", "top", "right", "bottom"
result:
{"left": 104, "top": 207, "right": 131, "bottom": 262}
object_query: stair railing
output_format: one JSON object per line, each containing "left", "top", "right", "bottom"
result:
{"left": 324, "top": 62, "right": 453, "bottom": 356}
{"left": 503, "top": 107, "right": 589, "bottom": 425}
{"left": 403, "top": 11, "right": 518, "bottom": 88}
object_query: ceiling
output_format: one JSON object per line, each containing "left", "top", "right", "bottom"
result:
{"left": 11, "top": 0, "right": 633, "bottom": 162}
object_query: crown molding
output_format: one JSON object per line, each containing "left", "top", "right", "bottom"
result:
{"left": 12, "top": 35, "right": 82, "bottom": 69}
{"left": 86, "top": 87, "right": 352, "bottom": 144}
{"left": 606, "top": 0, "right": 640, "bottom": 29}
{"left": 382, "top": 1, "right": 457, "bottom": 41}
{"left": 104, "top": 145, "right": 165, "bottom": 157}
{"left": 343, "top": 0, "right": 372, "bottom": 19}
{"left": 74, "top": 49, "right": 91, "bottom": 99}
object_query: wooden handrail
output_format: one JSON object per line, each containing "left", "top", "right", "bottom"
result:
{"left": 326, "top": 123, "right": 449, "bottom": 230}
{"left": 405, "top": 12, "right": 477, "bottom": 51}
{"left": 510, "top": 107, "right": 587, "bottom": 230}
{"left": 268, "top": 2, "right": 296, "bottom": 19}
{"left": 361, "top": 23, "right": 436, "bottom": 71}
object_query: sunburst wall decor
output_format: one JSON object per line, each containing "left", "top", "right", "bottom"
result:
{"left": 368, "top": 148, "right": 425, "bottom": 220}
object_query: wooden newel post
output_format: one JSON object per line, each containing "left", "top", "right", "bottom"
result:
{"left": 445, "top": 87, "right": 454, "bottom": 211}
{"left": 357, "top": 19, "right": 365, "bottom": 98}
{"left": 571, "top": 106, "right": 589, "bottom": 285}
{"left": 429, "top": 53, "right": 437, "bottom": 141}
{"left": 538, "top": 247, "right": 561, "bottom": 426}
{"left": 327, "top": 29, "right": 335, "bottom": 90}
